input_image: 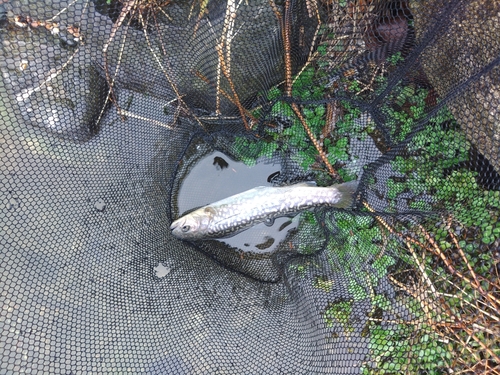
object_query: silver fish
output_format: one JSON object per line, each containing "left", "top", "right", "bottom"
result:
{"left": 170, "top": 180, "right": 358, "bottom": 240}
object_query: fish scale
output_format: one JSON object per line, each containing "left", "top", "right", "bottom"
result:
{"left": 171, "top": 181, "right": 358, "bottom": 240}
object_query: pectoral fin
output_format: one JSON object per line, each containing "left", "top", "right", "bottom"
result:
{"left": 204, "top": 206, "right": 217, "bottom": 217}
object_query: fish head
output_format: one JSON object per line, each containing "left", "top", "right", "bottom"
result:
{"left": 170, "top": 206, "right": 216, "bottom": 240}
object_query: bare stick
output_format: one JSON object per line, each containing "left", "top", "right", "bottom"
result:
{"left": 142, "top": 14, "right": 206, "bottom": 130}
{"left": 216, "top": 44, "right": 250, "bottom": 129}
{"left": 280, "top": 0, "right": 337, "bottom": 177}
{"left": 282, "top": 0, "right": 293, "bottom": 96}
{"left": 102, "top": 0, "right": 138, "bottom": 120}
{"left": 291, "top": 103, "right": 338, "bottom": 177}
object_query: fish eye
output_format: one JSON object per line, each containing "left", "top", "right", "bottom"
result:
{"left": 181, "top": 225, "right": 190, "bottom": 233}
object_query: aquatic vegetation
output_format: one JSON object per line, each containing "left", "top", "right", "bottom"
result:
{"left": 233, "top": 31, "right": 499, "bottom": 373}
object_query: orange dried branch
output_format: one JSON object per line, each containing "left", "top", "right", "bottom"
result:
{"left": 364, "top": 203, "right": 499, "bottom": 372}
{"left": 280, "top": 0, "right": 337, "bottom": 177}
{"left": 194, "top": 71, "right": 236, "bottom": 105}
{"left": 102, "top": 0, "right": 139, "bottom": 120}
{"left": 416, "top": 223, "right": 500, "bottom": 309}
{"left": 291, "top": 103, "right": 338, "bottom": 177}
{"left": 282, "top": 0, "right": 293, "bottom": 97}
{"left": 194, "top": 69, "right": 258, "bottom": 128}
{"left": 448, "top": 226, "right": 488, "bottom": 297}
{"left": 216, "top": 44, "right": 250, "bottom": 130}
{"left": 142, "top": 14, "right": 206, "bottom": 130}
{"left": 416, "top": 223, "right": 457, "bottom": 275}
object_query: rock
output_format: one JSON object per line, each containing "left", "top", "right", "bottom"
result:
{"left": 409, "top": 0, "right": 500, "bottom": 174}
{"left": 1, "top": 1, "right": 111, "bottom": 142}
{"left": 99, "top": 0, "right": 319, "bottom": 116}
{"left": 14, "top": 59, "right": 109, "bottom": 142}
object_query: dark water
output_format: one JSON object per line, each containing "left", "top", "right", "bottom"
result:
{"left": 176, "top": 151, "right": 301, "bottom": 254}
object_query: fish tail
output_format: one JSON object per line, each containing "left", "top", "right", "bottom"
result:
{"left": 333, "top": 180, "right": 359, "bottom": 208}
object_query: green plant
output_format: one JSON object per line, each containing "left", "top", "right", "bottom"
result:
{"left": 387, "top": 52, "right": 403, "bottom": 66}
{"left": 323, "top": 300, "right": 353, "bottom": 331}
{"left": 361, "top": 323, "right": 450, "bottom": 374}
{"left": 328, "top": 213, "right": 397, "bottom": 297}
{"left": 382, "top": 86, "right": 428, "bottom": 142}
{"left": 386, "top": 107, "right": 500, "bottom": 245}
{"left": 229, "top": 30, "right": 499, "bottom": 372}
{"left": 234, "top": 66, "right": 359, "bottom": 184}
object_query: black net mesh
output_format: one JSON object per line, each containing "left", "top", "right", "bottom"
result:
{"left": 1, "top": 0, "right": 499, "bottom": 373}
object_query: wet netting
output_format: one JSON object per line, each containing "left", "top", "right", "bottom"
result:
{"left": 1, "top": 0, "right": 499, "bottom": 373}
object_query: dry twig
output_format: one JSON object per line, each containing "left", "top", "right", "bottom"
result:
{"left": 363, "top": 202, "right": 500, "bottom": 372}
{"left": 280, "top": 0, "right": 337, "bottom": 178}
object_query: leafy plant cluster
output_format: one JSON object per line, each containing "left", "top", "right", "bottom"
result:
{"left": 381, "top": 85, "right": 428, "bottom": 142}
{"left": 386, "top": 106, "right": 500, "bottom": 245}
{"left": 362, "top": 323, "right": 451, "bottom": 375}
{"left": 307, "top": 211, "right": 451, "bottom": 374}
{"left": 233, "top": 66, "right": 360, "bottom": 183}
{"left": 328, "top": 213, "right": 396, "bottom": 298}
{"left": 231, "top": 36, "right": 498, "bottom": 372}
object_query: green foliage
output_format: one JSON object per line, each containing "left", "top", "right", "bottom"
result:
{"left": 314, "top": 276, "right": 334, "bottom": 293}
{"left": 327, "top": 213, "right": 398, "bottom": 300}
{"left": 232, "top": 136, "right": 278, "bottom": 166}
{"left": 230, "top": 41, "right": 497, "bottom": 373}
{"left": 387, "top": 107, "right": 500, "bottom": 245}
{"left": 387, "top": 52, "right": 403, "bottom": 66}
{"left": 233, "top": 66, "right": 359, "bottom": 182}
{"left": 362, "top": 324, "right": 450, "bottom": 374}
{"left": 335, "top": 101, "right": 362, "bottom": 135}
{"left": 288, "top": 263, "right": 307, "bottom": 276}
{"left": 323, "top": 300, "right": 353, "bottom": 329}
{"left": 296, "top": 211, "right": 325, "bottom": 255}
{"left": 382, "top": 86, "right": 428, "bottom": 142}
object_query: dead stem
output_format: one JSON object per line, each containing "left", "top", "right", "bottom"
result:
{"left": 215, "top": 0, "right": 238, "bottom": 114}
{"left": 282, "top": 0, "right": 293, "bottom": 97}
{"left": 215, "top": 44, "right": 250, "bottom": 130}
{"left": 446, "top": 217, "right": 487, "bottom": 296}
{"left": 417, "top": 223, "right": 500, "bottom": 308}
{"left": 363, "top": 202, "right": 499, "bottom": 371}
{"left": 291, "top": 103, "right": 338, "bottom": 177}
{"left": 290, "top": 5, "right": 321, "bottom": 88}
{"left": 194, "top": 71, "right": 237, "bottom": 107}
{"left": 102, "top": 0, "right": 139, "bottom": 120}
{"left": 280, "top": 0, "right": 337, "bottom": 177}
{"left": 45, "top": 0, "right": 82, "bottom": 22}
{"left": 268, "top": 0, "right": 282, "bottom": 20}
{"left": 141, "top": 14, "right": 205, "bottom": 130}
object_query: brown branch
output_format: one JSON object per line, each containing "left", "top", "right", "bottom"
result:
{"left": 282, "top": 0, "right": 293, "bottom": 96}
{"left": 280, "top": 0, "right": 337, "bottom": 177}
{"left": 102, "top": 0, "right": 138, "bottom": 120}
{"left": 216, "top": 44, "right": 250, "bottom": 130}
{"left": 363, "top": 203, "right": 499, "bottom": 372}
{"left": 142, "top": 10, "right": 206, "bottom": 131}
{"left": 291, "top": 103, "right": 338, "bottom": 177}
{"left": 448, "top": 224, "right": 487, "bottom": 296}
{"left": 417, "top": 223, "right": 500, "bottom": 309}
{"left": 194, "top": 71, "right": 236, "bottom": 105}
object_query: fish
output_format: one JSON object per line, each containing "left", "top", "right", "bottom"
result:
{"left": 170, "top": 180, "right": 358, "bottom": 240}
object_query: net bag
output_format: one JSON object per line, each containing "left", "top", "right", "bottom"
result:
{"left": 1, "top": 0, "right": 499, "bottom": 373}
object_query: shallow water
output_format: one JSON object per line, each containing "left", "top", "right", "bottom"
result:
{"left": 176, "top": 150, "right": 302, "bottom": 254}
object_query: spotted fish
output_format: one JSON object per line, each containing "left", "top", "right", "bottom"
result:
{"left": 170, "top": 180, "right": 358, "bottom": 240}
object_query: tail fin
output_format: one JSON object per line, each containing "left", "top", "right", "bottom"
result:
{"left": 334, "top": 180, "right": 359, "bottom": 209}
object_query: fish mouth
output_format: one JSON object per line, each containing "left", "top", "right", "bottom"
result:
{"left": 170, "top": 221, "right": 178, "bottom": 231}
